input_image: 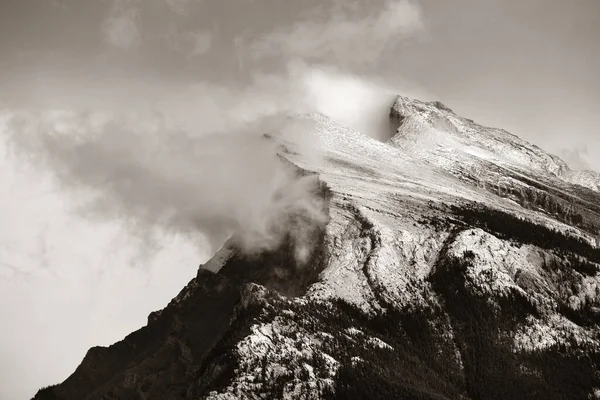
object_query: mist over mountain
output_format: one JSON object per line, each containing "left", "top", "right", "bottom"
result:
{"left": 31, "top": 94, "right": 600, "bottom": 400}
{"left": 2, "top": 1, "right": 600, "bottom": 400}
{"left": 4, "top": 64, "right": 410, "bottom": 258}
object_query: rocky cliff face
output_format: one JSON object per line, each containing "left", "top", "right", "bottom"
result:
{"left": 35, "top": 97, "right": 600, "bottom": 400}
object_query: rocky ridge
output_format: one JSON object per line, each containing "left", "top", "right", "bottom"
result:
{"left": 35, "top": 96, "right": 600, "bottom": 400}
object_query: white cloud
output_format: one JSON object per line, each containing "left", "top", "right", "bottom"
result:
{"left": 244, "top": 0, "right": 424, "bottom": 67}
{"left": 299, "top": 65, "right": 402, "bottom": 139}
{"left": 102, "top": 1, "right": 142, "bottom": 49}
{"left": 0, "top": 113, "right": 204, "bottom": 400}
{"left": 4, "top": 80, "right": 324, "bottom": 258}
{"left": 558, "top": 145, "right": 593, "bottom": 171}
{"left": 4, "top": 62, "right": 411, "bottom": 260}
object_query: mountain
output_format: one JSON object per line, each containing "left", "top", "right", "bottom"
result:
{"left": 34, "top": 96, "right": 600, "bottom": 400}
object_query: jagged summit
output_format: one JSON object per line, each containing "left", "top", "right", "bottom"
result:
{"left": 389, "top": 95, "right": 568, "bottom": 176}
{"left": 34, "top": 95, "right": 600, "bottom": 400}
{"left": 389, "top": 95, "right": 600, "bottom": 193}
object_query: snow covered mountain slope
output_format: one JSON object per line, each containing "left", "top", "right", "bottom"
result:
{"left": 34, "top": 98, "right": 600, "bottom": 400}
{"left": 389, "top": 96, "right": 571, "bottom": 177}
{"left": 565, "top": 169, "right": 600, "bottom": 192}
{"left": 389, "top": 96, "right": 600, "bottom": 239}
{"left": 389, "top": 95, "right": 600, "bottom": 194}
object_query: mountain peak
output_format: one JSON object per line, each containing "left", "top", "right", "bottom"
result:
{"left": 389, "top": 95, "right": 571, "bottom": 177}
{"left": 34, "top": 94, "right": 600, "bottom": 400}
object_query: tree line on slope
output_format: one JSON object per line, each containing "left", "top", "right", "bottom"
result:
{"left": 450, "top": 203, "right": 600, "bottom": 271}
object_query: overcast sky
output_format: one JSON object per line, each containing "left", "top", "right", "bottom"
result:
{"left": 1, "top": 1, "right": 599, "bottom": 399}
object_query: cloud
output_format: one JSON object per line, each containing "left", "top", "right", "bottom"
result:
{"left": 102, "top": 0, "right": 142, "bottom": 49}
{"left": 6, "top": 0, "right": 428, "bottom": 259}
{"left": 4, "top": 60, "right": 414, "bottom": 262}
{"left": 243, "top": 0, "right": 424, "bottom": 67}
{"left": 558, "top": 145, "right": 593, "bottom": 171}
{"left": 4, "top": 80, "right": 306, "bottom": 257}
{"left": 164, "top": 27, "right": 212, "bottom": 57}
{"left": 166, "top": 0, "right": 190, "bottom": 15}
{"left": 189, "top": 30, "right": 212, "bottom": 56}
{"left": 0, "top": 114, "right": 205, "bottom": 400}
{"left": 299, "top": 65, "right": 403, "bottom": 140}
{"left": 104, "top": 0, "right": 212, "bottom": 56}
{"left": 3, "top": 0, "right": 429, "bottom": 269}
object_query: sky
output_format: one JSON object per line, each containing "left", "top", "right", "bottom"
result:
{"left": 0, "top": 1, "right": 598, "bottom": 399}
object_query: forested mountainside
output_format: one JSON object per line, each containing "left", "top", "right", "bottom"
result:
{"left": 35, "top": 97, "right": 600, "bottom": 400}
